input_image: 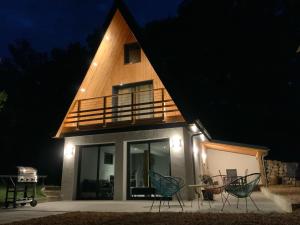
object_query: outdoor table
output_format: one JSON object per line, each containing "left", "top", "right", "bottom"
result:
{"left": 188, "top": 184, "right": 208, "bottom": 209}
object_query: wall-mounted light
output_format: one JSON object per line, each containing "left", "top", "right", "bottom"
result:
{"left": 200, "top": 134, "right": 206, "bottom": 141}
{"left": 80, "top": 88, "right": 86, "bottom": 93}
{"left": 201, "top": 149, "right": 207, "bottom": 164}
{"left": 190, "top": 124, "right": 199, "bottom": 133}
{"left": 92, "top": 62, "right": 98, "bottom": 67}
{"left": 193, "top": 143, "right": 199, "bottom": 156}
{"left": 171, "top": 135, "right": 182, "bottom": 150}
{"left": 64, "top": 144, "right": 75, "bottom": 159}
{"left": 105, "top": 35, "right": 110, "bottom": 41}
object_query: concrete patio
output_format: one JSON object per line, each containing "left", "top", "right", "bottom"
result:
{"left": 0, "top": 192, "right": 283, "bottom": 224}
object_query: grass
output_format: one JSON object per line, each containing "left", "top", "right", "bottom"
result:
{"left": 0, "top": 185, "right": 46, "bottom": 205}
{"left": 3, "top": 212, "right": 300, "bottom": 225}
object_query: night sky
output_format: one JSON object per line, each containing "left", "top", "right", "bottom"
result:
{"left": 0, "top": 0, "right": 183, "bottom": 56}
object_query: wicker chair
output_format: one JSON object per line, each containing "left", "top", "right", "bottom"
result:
{"left": 221, "top": 173, "right": 261, "bottom": 212}
{"left": 149, "top": 171, "right": 184, "bottom": 212}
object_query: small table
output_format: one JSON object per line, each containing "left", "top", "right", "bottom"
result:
{"left": 188, "top": 184, "right": 208, "bottom": 209}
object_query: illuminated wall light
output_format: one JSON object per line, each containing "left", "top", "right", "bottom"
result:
{"left": 64, "top": 144, "right": 75, "bottom": 159}
{"left": 190, "top": 124, "right": 198, "bottom": 132}
{"left": 80, "top": 88, "right": 86, "bottom": 93}
{"left": 120, "top": 83, "right": 123, "bottom": 86}
{"left": 92, "top": 62, "right": 98, "bottom": 67}
{"left": 200, "top": 134, "right": 206, "bottom": 141}
{"left": 193, "top": 143, "right": 199, "bottom": 156}
{"left": 171, "top": 135, "right": 182, "bottom": 150}
{"left": 105, "top": 35, "right": 110, "bottom": 41}
{"left": 201, "top": 149, "right": 207, "bottom": 164}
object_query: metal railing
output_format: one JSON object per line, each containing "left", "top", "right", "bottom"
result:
{"left": 63, "top": 88, "right": 181, "bottom": 129}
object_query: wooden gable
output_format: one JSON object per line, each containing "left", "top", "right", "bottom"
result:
{"left": 56, "top": 8, "right": 184, "bottom": 138}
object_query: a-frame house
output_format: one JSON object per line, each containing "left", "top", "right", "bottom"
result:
{"left": 58, "top": 1, "right": 268, "bottom": 201}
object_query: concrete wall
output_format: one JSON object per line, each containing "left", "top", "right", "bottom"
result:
{"left": 205, "top": 148, "right": 260, "bottom": 177}
{"left": 61, "top": 126, "right": 195, "bottom": 201}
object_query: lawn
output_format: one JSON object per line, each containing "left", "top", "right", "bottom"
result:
{"left": 3, "top": 212, "right": 300, "bottom": 225}
{"left": 0, "top": 185, "right": 46, "bottom": 205}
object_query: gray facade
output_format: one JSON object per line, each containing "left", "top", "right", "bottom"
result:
{"left": 61, "top": 126, "right": 198, "bottom": 201}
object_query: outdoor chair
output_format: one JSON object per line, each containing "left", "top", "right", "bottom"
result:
{"left": 200, "top": 174, "right": 230, "bottom": 208}
{"left": 226, "top": 169, "right": 238, "bottom": 184}
{"left": 149, "top": 170, "right": 184, "bottom": 212}
{"left": 221, "top": 173, "right": 261, "bottom": 212}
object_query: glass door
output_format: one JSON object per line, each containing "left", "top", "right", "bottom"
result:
{"left": 127, "top": 139, "right": 170, "bottom": 199}
{"left": 113, "top": 81, "right": 153, "bottom": 122}
{"left": 77, "top": 144, "right": 115, "bottom": 200}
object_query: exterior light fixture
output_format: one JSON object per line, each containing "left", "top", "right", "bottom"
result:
{"left": 64, "top": 144, "right": 75, "bottom": 159}
{"left": 171, "top": 135, "right": 182, "bottom": 150}
{"left": 92, "top": 62, "right": 98, "bottom": 67}
{"left": 80, "top": 88, "right": 86, "bottom": 93}
{"left": 105, "top": 35, "right": 110, "bottom": 41}
{"left": 193, "top": 143, "right": 198, "bottom": 155}
{"left": 190, "top": 124, "right": 199, "bottom": 133}
{"left": 201, "top": 149, "right": 207, "bottom": 164}
{"left": 120, "top": 83, "right": 123, "bottom": 86}
{"left": 200, "top": 134, "right": 206, "bottom": 141}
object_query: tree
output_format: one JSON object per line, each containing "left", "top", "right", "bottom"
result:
{"left": 0, "top": 90, "right": 7, "bottom": 112}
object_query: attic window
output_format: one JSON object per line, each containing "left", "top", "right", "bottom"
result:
{"left": 124, "top": 42, "right": 141, "bottom": 64}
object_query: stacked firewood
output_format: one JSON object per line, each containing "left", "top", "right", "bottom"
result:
{"left": 265, "top": 160, "right": 299, "bottom": 185}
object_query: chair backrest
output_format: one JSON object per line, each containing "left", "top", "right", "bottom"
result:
{"left": 226, "top": 173, "right": 261, "bottom": 197}
{"left": 226, "top": 169, "right": 238, "bottom": 183}
{"left": 149, "top": 171, "right": 181, "bottom": 197}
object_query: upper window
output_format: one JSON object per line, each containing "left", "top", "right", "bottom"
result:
{"left": 124, "top": 42, "right": 141, "bottom": 64}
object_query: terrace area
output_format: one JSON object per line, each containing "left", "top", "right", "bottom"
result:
{"left": 0, "top": 192, "right": 284, "bottom": 224}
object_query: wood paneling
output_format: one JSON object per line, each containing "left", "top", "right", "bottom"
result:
{"left": 56, "top": 10, "right": 184, "bottom": 137}
{"left": 202, "top": 142, "right": 268, "bottom": 157}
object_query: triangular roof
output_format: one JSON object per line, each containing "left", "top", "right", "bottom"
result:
{"left": 56, "top": 0, "right": 196, "bottom": 138}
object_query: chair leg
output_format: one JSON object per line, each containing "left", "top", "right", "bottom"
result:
{"left": 168, "top": 201, "right": 170, "bottom": 208}
{"left": 237, "top": 198, "right": 239, "bottom": 208}
{"left": 159, "top": 198, "right": 162, "bottom": 212}
{"left": 245, "top": 197, "right": 248, "bottom": 213}
{"left": 221, "top": 193, "right": 229, "bottom": 211}
{"left": 176, "top": 193, "right": 183, "bottom": 211}
{"left": 221, "top": 192, "right": 231, "bottom": 206}
{"left": 197, "top": 193, "right": 200, "bottom": 209}
{"left": 178, "top": 192, "right": 185, "bottom": 206}
{"left": 150, "top": 194, "right": 156, "bottom": 211}
{"left": 249, "top": 196, "right": 260, "bottom": 211}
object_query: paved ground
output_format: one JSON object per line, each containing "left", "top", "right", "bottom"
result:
{"left": 0, "top": 192, "right": 283, "bottom": 224}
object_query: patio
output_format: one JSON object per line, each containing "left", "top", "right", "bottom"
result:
{"left": 0, "top": 192, "right": 283, "bottom": 224}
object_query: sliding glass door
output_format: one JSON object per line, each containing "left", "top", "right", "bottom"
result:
{"left": 113, "top": 81, "right": 153, "bottom": 122}
{"left": 77, "top": 144, "right": 115, "bottom": 200}
{"left": 127, "top": 139, "right": 170, "bottom": 199}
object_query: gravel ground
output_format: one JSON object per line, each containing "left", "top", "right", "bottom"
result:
{"left": 3, "top": 211, "right": 300, "bottom": 225}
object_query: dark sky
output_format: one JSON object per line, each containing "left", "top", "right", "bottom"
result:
{"left": 0, "top": 0, "right": 183, "bottom": 57}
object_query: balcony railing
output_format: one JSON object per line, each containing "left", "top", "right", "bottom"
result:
{"left": 62, "top": 88, "right": 183, "bottom": 133}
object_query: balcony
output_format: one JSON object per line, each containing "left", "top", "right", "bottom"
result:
{"left": 61, "top": 88, "right": 184, "bottom": 135}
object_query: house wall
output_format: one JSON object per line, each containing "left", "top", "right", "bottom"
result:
{"left": 205, "top": 148, "right": 260, "bottom": 177}
{"left": 61, "top": 126, "right": 195, "bottom": 201}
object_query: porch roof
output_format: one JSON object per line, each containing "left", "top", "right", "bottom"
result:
{"left": 203, "top": 140, "right": 269, "bottom": 157}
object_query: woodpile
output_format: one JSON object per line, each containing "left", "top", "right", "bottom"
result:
{"left": 265, "top": 160, "right": 299, "bottom": 185}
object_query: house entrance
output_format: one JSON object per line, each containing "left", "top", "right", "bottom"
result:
{"left": 127, "top": 139, "right": 171, "bottom": 199}
{"left": 77, "top": 144, "right": 115, "bottom": 200}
